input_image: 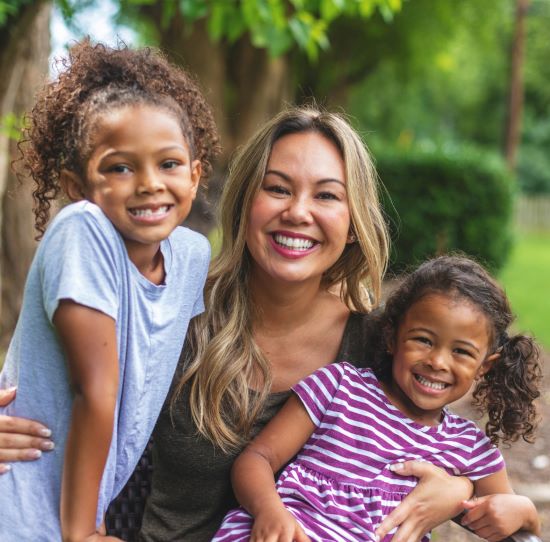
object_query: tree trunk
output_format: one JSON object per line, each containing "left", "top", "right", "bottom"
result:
{"left": 504, "top": 0, "right": 529, "bottom": 171}
{"left": 0, "top": 1, "right": 51, "bottom": 348}
{"left": 147, "top": 12, "right": 292, "bottom": 234}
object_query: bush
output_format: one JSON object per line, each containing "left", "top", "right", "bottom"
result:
{"left": 374, "top": 144, "right": 514, "bottom": 275}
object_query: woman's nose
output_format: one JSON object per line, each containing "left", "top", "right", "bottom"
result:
{"left": 282, "top": 196, "right": 313, "bottom": 224}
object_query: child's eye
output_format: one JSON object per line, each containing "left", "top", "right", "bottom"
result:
{"left": 161, "top": 160, "right": 180, "bottom": 170}
{"left": 109, "top": 164, "right": 131, "bottom": 174}
{"left": 413, "top": 336, "right": 432, "bottom": 347}
{"left": 264, "top": 184, "right": 290, "bottom": 196}
{"left": 454, "top": 348, "right": 474, "bottom": 358}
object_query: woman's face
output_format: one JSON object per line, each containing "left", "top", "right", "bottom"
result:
{"left": 246, "top": 131, "right": 352, "bottom": 287}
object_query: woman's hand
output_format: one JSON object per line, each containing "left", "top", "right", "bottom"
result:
{"left": 0, "top": 387, "right": 55, "bottom": 472}
{"left": 251, "top": 505, "right": 311, "bottom": 542}
{"left": 374, "top": 460, "right": 473, "bottom": 542}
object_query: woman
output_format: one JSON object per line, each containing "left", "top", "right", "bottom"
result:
{"left": 0, "top": 107, "right": 473, "bottom": 541}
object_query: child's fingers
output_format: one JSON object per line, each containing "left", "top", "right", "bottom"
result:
{"left": 460, "top": 496, "right": 489, "bottom": 526}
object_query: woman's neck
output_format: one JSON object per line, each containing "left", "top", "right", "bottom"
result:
{"left": 249, "top": 272, "right": 326, "bottom": 331}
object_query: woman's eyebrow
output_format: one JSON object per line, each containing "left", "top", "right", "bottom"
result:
{"left": 265, "top": 169, "right": 345, "bottom": 188}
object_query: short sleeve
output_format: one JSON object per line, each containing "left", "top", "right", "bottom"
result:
{"left": 190, "top": 237, "right": 210, "bottom": 318}
{"left": 292, "top": 363, "right": 348, "bottom": 427}
{"left": 39, "top": 205, "right": 120, "bottom": 323}
{"left": 462, "top": 429, "right": 505, "bottom": 480}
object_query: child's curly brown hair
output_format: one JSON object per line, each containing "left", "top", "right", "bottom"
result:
{"left": 19, "top": 38, "right": 220, "bottom": 237}
{"left": 369, "top": 255, "right": 542, "bottom": 446}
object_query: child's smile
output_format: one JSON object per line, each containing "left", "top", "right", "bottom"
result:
{"left": 72, "top": 104, "right": 201, "bottom": 272}
{"left": 383, "top": 292, "right": 498, "bottom": 426}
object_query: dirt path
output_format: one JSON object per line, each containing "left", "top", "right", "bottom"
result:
{"left": 432, "top": 352, "right": 550, "bottom": 541}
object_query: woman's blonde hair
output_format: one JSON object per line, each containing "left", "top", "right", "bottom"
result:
{"left": 174, "top": 106, "right": 389, "bottom": 452}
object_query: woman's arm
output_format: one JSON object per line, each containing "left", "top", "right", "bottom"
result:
{"left": 374, "top": 460, "right": 474, "bottom": 542}
{"left": 231, "top": 394, "right": 313, "bottom": 542}
{"left": 53, "top": 300, "right": 121, "bottom": 542}
{"left": 0, "top": 388, "right": 55, "bottom": 471}
{"left": 460, "top": 469, "right": 541, "bottom": 541}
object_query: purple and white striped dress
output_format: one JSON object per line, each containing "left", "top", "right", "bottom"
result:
{"left": 213, "top": 362, "right": 504, "bottom": 542}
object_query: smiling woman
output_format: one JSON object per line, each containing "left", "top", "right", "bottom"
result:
{"left": 245, "top": 131, "right": 351, "bottom": 287}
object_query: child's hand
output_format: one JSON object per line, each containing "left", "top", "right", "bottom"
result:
{"left": 251, "top": 505, "right": 311, "bottom": 542}
{"left": 461, "top": 494, "right": 539, "bottom": 541}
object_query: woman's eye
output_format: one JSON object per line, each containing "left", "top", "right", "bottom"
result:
{"left": 264, "top": 184, "right": 290, "bottom": 195}
{"left": 316, "top": 191, "right": 340, "bottom": 201}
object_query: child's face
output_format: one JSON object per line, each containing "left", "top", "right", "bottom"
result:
{"left": 385, "top": 293, "right": 497, "bottom": 426}
{"left": 70, "top": 104, "right": 201, "bottom": 263}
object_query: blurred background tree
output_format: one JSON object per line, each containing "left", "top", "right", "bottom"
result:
{"left": 1, "top": 0, "right": 549, "bottom": 347}
{"left": 0, "top": 0, "right": 50, "bottom": 347}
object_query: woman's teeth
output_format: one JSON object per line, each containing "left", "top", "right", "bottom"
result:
{"left": 274, "top": 234, "right": 314, "bottom": 250}
{"left": 130, "top": 206, "right": 169, "bottom": 218}
{"left": 415, "top": 374, "right": 447, "bottom": 390}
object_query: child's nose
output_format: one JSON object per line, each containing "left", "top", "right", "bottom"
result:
{"left": 137, "top": 170, "right": 164, "bottom": 194}
{"left": 427, "top": 349, "right": 448, "bottom": 370}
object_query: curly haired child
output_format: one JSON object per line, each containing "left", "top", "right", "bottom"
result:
{"left": 213, "top": 255, "right": 542, "bottom": 542}
{"left": 0, "top": 39, "right": 219, "bottom": 541}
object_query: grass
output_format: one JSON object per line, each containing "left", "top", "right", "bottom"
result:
{"left": 498, "top": 230, "right": 550, "bottom": 349}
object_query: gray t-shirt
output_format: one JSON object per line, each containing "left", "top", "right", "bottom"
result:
{"left": 139, "top": 311, "right": 374, "bottom": 542}
{"left": 0, "top": 201, "right": 210, "bottom": 541}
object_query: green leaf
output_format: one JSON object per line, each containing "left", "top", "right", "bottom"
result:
{"left": 179, "top": 0, "right": 208, "bottom": 21}
{"left": 320, "top": 0, "right": 345, "bottom": 22}
{"left": 207, "top": 2, "right": 226, "bottom": 41}
{"left": 0, "top": 112, "right": 23, "bottom": 141}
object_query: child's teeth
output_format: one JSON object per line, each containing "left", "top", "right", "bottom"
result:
{"left": 131, "top": 206, "right": 168, "bottom": 217}
{"left": 416, "top": 374, "right": 446, "bottom": 390}
{"left": 274, "top": 234, "right": 314, "bottom": 250}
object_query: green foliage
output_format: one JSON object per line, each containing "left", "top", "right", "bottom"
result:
{"left": 349, "top": 0, "right": 513, "bottom": 147}
{"left": 0, "top": 112, "right": 24, "bottom": 140}
{"left": 499, "top": 231, "right": 550, "bottom": 349}
{"left": 117, "top": 0, "right": 402, "bottom": 59}
{"left": 518, "top": 0, "right": 550, "bottom": 194}
{"left": 375, "top": 144, "right": 514, "bottom": 274}
{"left": 0, "top": 0, "right": 33, "bottom": 27}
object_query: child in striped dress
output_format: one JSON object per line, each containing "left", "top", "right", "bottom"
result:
{"left": 212, "top": 256, "right": 542, "bottom": 542}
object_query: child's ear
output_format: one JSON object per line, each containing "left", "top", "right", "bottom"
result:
{"left": 60, "top": 170, "right": 85, "bottom": 202}
{"left": 190, "top": 160, "right": 202, "bottom": 200}
{"left": 477, "top": 351, "right": 500, "bottom": 378}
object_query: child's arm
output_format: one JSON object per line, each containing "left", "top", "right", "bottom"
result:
{"left": 461, "top": 468, "right": 541, "bottom": 540}
{"left": 231, "top": 394, "right": 314, "bottom": 542}
{"left": 54, "top": 300, "right": 121, "bottom": 542}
